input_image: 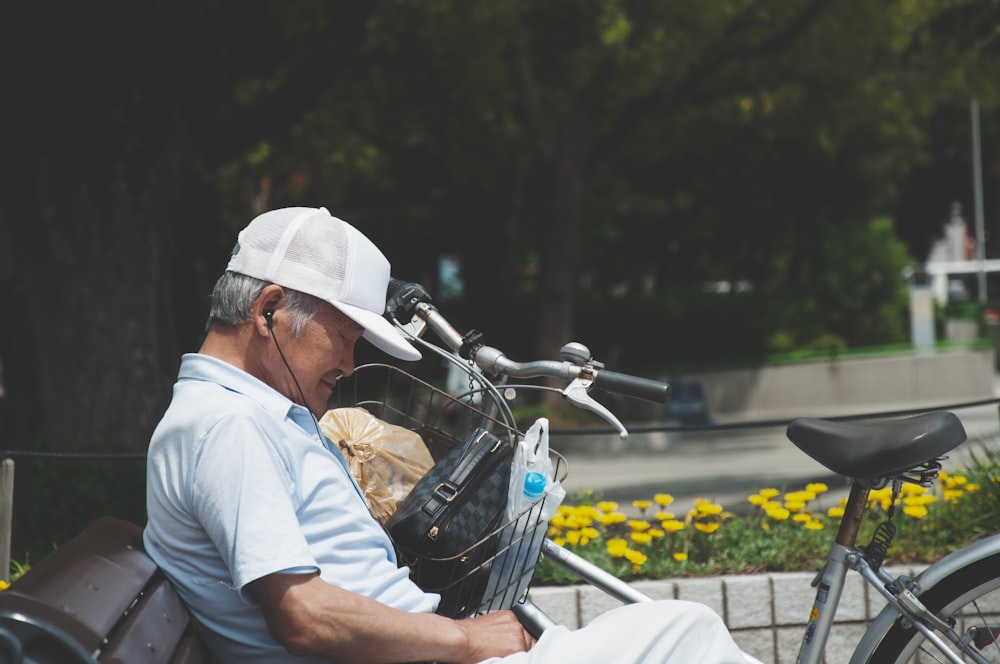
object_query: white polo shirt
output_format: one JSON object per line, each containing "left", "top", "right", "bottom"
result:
{"left": 144, "top": 353, "right": 439, "bottom": 663}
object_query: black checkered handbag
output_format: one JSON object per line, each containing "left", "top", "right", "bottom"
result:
{"left": 385, "top": 426, "right": 512, "bottom": 617}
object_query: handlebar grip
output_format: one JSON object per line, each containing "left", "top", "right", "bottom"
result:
{"left": 593, "top": 370, "right": 671, "bottom": 404}
{"left": 385, "top": 278, "right": 433, "bottom": 320}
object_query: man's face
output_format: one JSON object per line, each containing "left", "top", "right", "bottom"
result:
{"left": 271, "top": 303, "right": 363, "bottom": 417}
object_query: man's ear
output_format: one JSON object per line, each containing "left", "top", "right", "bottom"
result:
{"left": 254, "top": 285, "right": 285, "bottom": 335}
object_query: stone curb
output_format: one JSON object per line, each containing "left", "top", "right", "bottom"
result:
{"left": 527, "top": 564, "right": 923, "bottom": 664}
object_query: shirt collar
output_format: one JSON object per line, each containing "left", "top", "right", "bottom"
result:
{"left": 177, "top": 353, "right": 304, "bottom": 422}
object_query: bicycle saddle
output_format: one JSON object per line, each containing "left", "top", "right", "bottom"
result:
{"left": 786, "top": 411, "right": 967, "bottom": 480}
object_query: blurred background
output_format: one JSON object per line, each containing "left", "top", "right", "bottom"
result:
{"left": 1, "top": 0, "right": 999, "bottom": 560}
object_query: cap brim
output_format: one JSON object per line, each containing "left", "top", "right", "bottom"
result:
{"left": 332, "top": 301, "right": 422, "bottom": 361}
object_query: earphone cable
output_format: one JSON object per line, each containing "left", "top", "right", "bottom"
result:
{"left": 267, "top": 321, "right": 329, "bottom": 444}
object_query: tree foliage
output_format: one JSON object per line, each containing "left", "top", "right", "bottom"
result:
{"left": 1, "top": 0, "right": 999, "bottom": 460}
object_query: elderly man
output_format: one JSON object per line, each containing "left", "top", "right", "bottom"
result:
{"left": 144, "top": 207, "right": 758, "bottom": 663}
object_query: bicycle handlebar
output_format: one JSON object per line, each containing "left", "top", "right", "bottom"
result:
{"left": 592, "top": 370, "right": 671, "bottom": 404}
{"left": 386, "top": 278, "right": 671, "bottom": 405}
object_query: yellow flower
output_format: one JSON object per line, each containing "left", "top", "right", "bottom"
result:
{"left": 806, "top": 482, "right": 828, "bottom": 494}
{"left": 870, "top": 487, "right": 893, "bottom": 501}
{"left": 631, "top": 532, "right": 653, "bottom": 545}
{"left": 654, "top": 511, "right": 675, "bottom": 521}
{"left": 661, "top": 519, "right": 686, "bottom": 533}
{"left": 633, "top": 500, "right": 652, "bottom": 512}
{"left": 902, "top": 505, "right": 928, "bottom": 519}
{"left": 696, "top": 502, "right": 724, "bottom": 517}
{"left": 784, "top": 490, "right": 816, "bottom": 503}
{"left": 792, "top": 513, "right": 811, "bottom": 523}
{"left": 766, "top": 507, "right": 791, "bottom": 521}
{"left": 654, "top": 493, "right": 674, "bottom": 507}
{"left": 581, "top": 527, "right": 600, "bottom": 540}
{"left": 967, "top": 483, "right": 981, "bottom": 493}
{"left": 784, "top": 501, "right": 806, "bottom": 512}
{"left": 0, "top": 579, "right": 8, "bottom": 591}
{"left": 648, "top": 528, "right": 665, "bottom": 539}
{"left": 804, "top": 520, "right": 824, "bottom": 530}
{"left": 566, "top": 530, "right": 583, "bottom": 546}
{"left": 625, "top": 549, "right": 648, "bottom": 566}
{"left": 673, "top": 552, "right": 688, "bottom": 562}
{"left": 748, "top": 495, "right": 766, "bottom": 506}
{"left": 828, "top": 506, "right": 845, "bottom": 519}
{"left": 943, "top": 489, "right": 964, "bottom": 502}
{"left": 560, "top": 507, "right": 594, "bottom": 527}
{"left": 628, "top": 519, "right": 651, "bottom": 532}
{"left": 695, "top": 522, "right": 721, "bottom": 534}
{"left": 607, "top": 539, "right": 629, "bottom": 557}
{"left": 596, "top": 501, "right": 619, "bottom": 513}
{"left": 553, "top": 537, "right": 566, "bottom": 546}
{"left": 759, "top": 488, "right": 780, "bottom": 499}
{"left": 597, "top": 512, "right": 628, "bottom": 525}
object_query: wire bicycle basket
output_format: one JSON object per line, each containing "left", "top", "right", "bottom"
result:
{"left": 330, "top": 363, "right": 568, "bottom": 618}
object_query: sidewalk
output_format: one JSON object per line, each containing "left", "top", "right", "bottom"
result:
{"left": 528, "top": 563, "right": 924, "bottom": 664}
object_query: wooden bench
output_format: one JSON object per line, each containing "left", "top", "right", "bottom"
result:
{"left": 0, "top": 517, "right": 212, "bottom": 663}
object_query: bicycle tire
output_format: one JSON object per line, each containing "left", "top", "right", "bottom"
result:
{"left": 858, "top": 552, "right": 1000, "bottom": 662}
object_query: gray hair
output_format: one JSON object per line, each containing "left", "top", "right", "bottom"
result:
{"left": 207, "top": 271, "right": 324, "bottom": 337}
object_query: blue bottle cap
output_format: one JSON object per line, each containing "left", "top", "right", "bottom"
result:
{"left": 523, "top": 471, "right": 547, "bottom": 500}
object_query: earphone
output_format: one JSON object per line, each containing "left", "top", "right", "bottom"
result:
{"left": 264, "top": 310, "right": 275, "bottom": 329}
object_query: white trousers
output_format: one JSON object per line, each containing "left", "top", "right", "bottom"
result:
{"left": 480, "top": 600, "right": 764, "bottom": 664}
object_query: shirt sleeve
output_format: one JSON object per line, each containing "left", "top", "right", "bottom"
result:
{"left": 189, "top": 413, "right": 319, "bottom": 596}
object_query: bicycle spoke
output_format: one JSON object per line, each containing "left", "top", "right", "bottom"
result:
{"left": 916, "top": 642, "right": 948, "bottom": 663}
{"left": 966, "top": 598, "right": 1000, "bottom": 657}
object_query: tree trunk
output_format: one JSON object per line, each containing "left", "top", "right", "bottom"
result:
{"left": 2, "top": 155, "right": 207, "bottom": 453}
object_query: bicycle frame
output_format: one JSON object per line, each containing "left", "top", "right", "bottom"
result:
{"left": 796, "top": 482, "right": 980, "bottom": 664}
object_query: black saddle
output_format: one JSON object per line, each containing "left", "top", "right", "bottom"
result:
{"left": 786, "top": 412, "right": 967, "bottom": 480}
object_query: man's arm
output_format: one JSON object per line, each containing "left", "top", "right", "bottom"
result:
{"left": 249, "top": 571, "right": 533, "bottom": 664}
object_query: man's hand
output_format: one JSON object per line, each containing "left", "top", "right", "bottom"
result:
{"left": 455, "top": 610, "right": 534, "bottom": 663}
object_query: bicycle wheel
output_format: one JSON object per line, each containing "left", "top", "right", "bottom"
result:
{"left": 860, "top": 552, "right": 1000, "bottom": 662}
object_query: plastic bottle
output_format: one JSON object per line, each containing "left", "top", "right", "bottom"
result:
{"left": 522, "top": 471, "right": 547, "bottom": 503}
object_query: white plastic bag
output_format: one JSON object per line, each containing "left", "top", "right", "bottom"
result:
{"left": 484, "top": 418, "right": 565, "bottom": 611}
{"left": 505, "top": 418, "right": 564, "bottom": 522}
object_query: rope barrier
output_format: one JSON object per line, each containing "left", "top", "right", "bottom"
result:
{"left": 0, "top": 450, "right": 146, "bottom": 461}
{"left": 551, "top": 395, "right": 1000, "bottom": 436}
{"left": 2, "top": 397, "right": 997, "bottom": 459}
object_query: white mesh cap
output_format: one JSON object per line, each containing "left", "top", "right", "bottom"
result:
{"left": 226, "top": 207, "right": 420, "bottom": 361}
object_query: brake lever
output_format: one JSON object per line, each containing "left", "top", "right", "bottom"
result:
{"left": 562, "top": 376, "right": 628, "bottom": 440}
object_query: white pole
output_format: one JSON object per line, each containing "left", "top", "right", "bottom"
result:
{"left": 0, "top": 459, "right": 13, "bottom": 583}
{"left": 971, "top": 99, "right": 987, "bottom": 304}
